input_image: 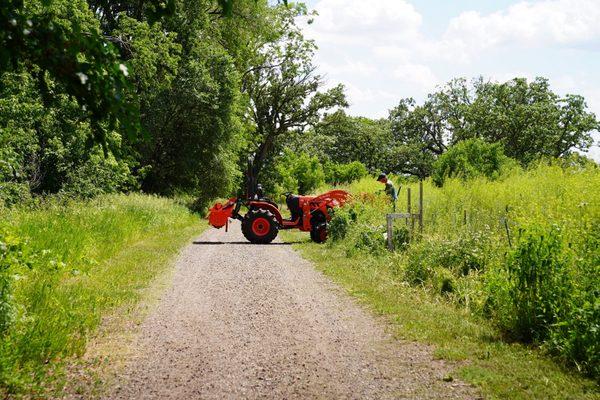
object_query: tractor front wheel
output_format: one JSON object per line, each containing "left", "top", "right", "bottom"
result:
{"left": 242, "top": 208, "right": 279, "bottom": 244}
{"left": 310, "top": 222, "right": 328, "bottom": 243}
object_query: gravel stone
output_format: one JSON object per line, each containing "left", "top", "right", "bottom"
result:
{"left": 105, "top": 220, "right": 479, "bottom": 399}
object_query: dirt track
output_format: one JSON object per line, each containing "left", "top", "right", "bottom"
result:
{"left": 105, "top": 220, "right": 478, "bottom": 399}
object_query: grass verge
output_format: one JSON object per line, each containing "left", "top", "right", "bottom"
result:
{"left": 0, "top": 194, "right": 204, "bottom": 396}
{"left": 285, "top": 235, "right": 599, "bottom": 399}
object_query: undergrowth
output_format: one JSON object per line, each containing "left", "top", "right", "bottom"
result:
{"left": 288, "top": 161, "right": 599, "bottom": 399}
{"left": 0, "top": 194, "right": 202, "bottom": 395}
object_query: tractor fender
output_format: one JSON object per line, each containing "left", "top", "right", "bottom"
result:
{"left": 247, "top": 201, "right": 284, "bottom": 225}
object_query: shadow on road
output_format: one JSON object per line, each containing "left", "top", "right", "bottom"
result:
{"left": 192, "top": 241, "right": 301, "bottom": 246}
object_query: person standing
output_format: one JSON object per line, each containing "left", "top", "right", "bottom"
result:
{"left": 377, "top": 173, "right": 398, "bottom": 212}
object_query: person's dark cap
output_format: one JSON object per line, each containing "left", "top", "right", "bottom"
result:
{"left": 377, "top": 173, "right": 387, "bottom": 181}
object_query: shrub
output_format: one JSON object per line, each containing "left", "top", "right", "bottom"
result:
{"left": 504, "top": 224, "right": 572, "bottom": 343}
{"left": 59, "top": 153, "right": 140, "bottom": 199}
{"left": 432, "top": 138, "right": 518, "bottom": 187}
{"left": 329, "top": 210, "right": 350, "bottom": 242}
{"left": 549, "top": 296, "right": 600, "bottom": 379}
{"left": 391, "top": 226, "right": 410, "bottom": 251}
{"left": 273, "top": 150, "right": 325, "bottom": 195}
{"left": 405, "top": 232, "right": 489, "bottom": 283}
{"left": 404, "top": 241, "right": 435, "bottom": 285}
{"left": 0, "top": 183, "right": 31, "bottom": 208}
{"left": 432, "top": 267, "right": 456, "bottom": 295}
{"left": 325, "top": 161, "right": 368, "bottom": 185}
{"left": 546, "top": 221, "right": 599, "bottom": 378}
{"left": 351, "top": 224, "right": 386, "bottom": 255}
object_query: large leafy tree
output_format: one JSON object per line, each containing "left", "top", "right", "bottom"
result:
{"left": 305, "top": 111, "right": 392, "bottom": 173}
{"left": 1, "top": 0, "right": 276, "bottom": 146}
{"left": 242, "top": 4, "right": 347, "bottom": 180}
{"left": 388, "top": 98, "right": 447, "bottom": 177}
{"left": 120, "top": 0, "right": 255, "bottom": 207}
{"left": 1, "top": 0, "right": 138, "bottom": 144}
{"left": 463, "top": 77, "right": 598, "bottom": 163}
{"left": 0, "top": 0, "right": 282, "bottom": 206}
{"left": 388, "top": 77, "right": 599, "bottom": 177}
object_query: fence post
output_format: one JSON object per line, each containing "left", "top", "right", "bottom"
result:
{"left": 418, "top": 180, "right": 424, "bottom": 233}
{"left": 503, "top": 205, "right": 512, "bottom": 248}
{"left": 407, "top": 188, "right": 412, "bottom": 229}
{"left": 386, "top": 214, "right": 394, "bottom": 251}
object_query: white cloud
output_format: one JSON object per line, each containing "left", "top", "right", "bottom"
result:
{"left": 300, "top": 1, "right": 600, "bottom": 161}
{"left": 304, "top": 0, "right": 437, "bottom": 111}
{"left": 309, "top": 0, "right": 421, "bottom": 35}
{"left": 320, "top": 60, "right": 377, "bottom": 76}
{"left": 442, "top": 0, "right": 600, "bottom": 61}
{"left": 392, "top": 63, "right": 438, "bottom": 92}
{"left": 371, "top": 45, "right": 411, "bottom": 61}
{"left": 304, "top": 0, "right": 424, "bottom": 47}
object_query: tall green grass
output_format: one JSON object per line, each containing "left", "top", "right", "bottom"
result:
{"left": 0, "top": 194, "right": 202, "bottom": 395}
{"left": 287, "top": 161, "right": 599, "bottom": 399}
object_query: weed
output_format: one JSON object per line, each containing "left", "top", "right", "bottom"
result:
{"left": 0, "top": 194, "right": 202, "bottom": 395}
{"left": 297, "top": 161, "right": 600, "bottom": 395}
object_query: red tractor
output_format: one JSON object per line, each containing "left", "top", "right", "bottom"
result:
{"left": 207, "top": 163, "right": 350, "bottom": 244}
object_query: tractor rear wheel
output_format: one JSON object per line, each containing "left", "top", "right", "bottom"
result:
{"left": 310, "top": 222, "right": 328, "bottom": 243}
{"left": 242, "top": 208, "right": 279, "bottom": 244}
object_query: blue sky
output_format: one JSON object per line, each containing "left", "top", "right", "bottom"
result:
{"left": 300, "top": 0, "right": 600, "bottom": 160}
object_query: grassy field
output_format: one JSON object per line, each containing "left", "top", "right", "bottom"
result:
{"left": 0, "top": 194, "right": 203, "bottom": 395}
{"left": 284, "top": 162, "right": 599, "bottom": 399}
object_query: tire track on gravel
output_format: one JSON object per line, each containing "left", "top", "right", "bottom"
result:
{"left": 105, "top": 220, "right": 479, "bottom": 399}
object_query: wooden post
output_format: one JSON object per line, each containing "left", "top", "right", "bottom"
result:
{"left": 406, "top": 188, "right": 412, "bottom": 229}
{"left": 386, "top": 214, "right": 394, "bottom": 251}
{"left": 463, "top": 209, "right": 467, "bottom": 226}
{"left": 418, "top": 180, "right": 424, "bottom": 233}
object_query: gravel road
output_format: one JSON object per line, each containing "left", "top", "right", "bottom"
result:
{"left": 106, "top": 220, "right": 478, "bottom": 399}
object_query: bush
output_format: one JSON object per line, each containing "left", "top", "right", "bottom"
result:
{"left": 325, "top": 161, "right": 368, "bottom": 185}
{"left": 350, "top": 224, "right": 386, "bottom": 255}
{"left": 59, "top": 152, "right": 140, "bottom": 199}
{"left": 273, "top": 150, "right": 325, "bottom": 195}
{"left": 432, "top": 267, "right": 456, "bottom": 296}
{"left": 0, "top": 230, "right": 23, "bottom": 336}
{"left": 546, "top": 221, "right": 599, "bottom": 378}
{"left": 329, "top": 210, "right": 350, "bottom": 242}
{"left": 0, "top": 183, "right": 31, "bottom": 208}
{"left": 405, "top": 232, "right": 489, "bottom": 286}
{"left": 504, "top": 224, "right": 572, "bottom": 343}
{"left": 432, "top": 138, "right": 518, "bottom": 187}
{"left": 549, "top": 297, "right": 600, "bottom": 379}
{"left": 404, "top": 241, "right": 434, "bottom": 285}
{"left": 391, "top": 226, "right": 410, "bottom": 251}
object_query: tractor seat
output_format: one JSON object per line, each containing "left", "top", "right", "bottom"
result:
{"left": 285, "top": 194, "right": 302, "bottom": 222}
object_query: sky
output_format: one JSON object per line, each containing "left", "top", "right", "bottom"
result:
{"left": 299, "top": 0, "right": 600, "bottom": 160}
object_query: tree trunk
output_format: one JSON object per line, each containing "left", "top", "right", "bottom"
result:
{"left": 251, "top": 131, "right": 276, "bottom": 180}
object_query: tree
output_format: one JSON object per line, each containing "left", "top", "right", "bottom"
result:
{"left": 242, "top": 4, "right": 347, "bottom": 180}
{"left": 1, "top": 0, "right": 139, "bottom": 144}
{"left": 431, "top": 138, "right": 517, "bottom": 186}
{"left": 1, "top": 0, "right": 280, "bottom": 147}
{"left": 388, "top": 98, "right": 446, "bottom": 178}
{"left": 388, "top": 77, "right": 599, "bottom": 177}
{"left": 0, "top": 0, "right": 284, "bottom": 206}
{"left": 131, "top": 0, "right": 249, "bottom": 208}
{"left": 310, "top": 111, "right": 392, "bottom": 173}
{"left": 464, "top": 78, "right": 598, "bottom": 163}
{"left": 271, "top": 149, "right": 325, "bottom": 195}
